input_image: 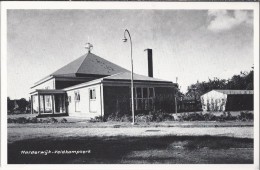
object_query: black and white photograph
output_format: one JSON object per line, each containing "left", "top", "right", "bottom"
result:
{"left": 1, "top": 1, "right": 259, "bottom": 168}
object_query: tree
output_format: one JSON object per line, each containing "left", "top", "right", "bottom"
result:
{"left": 226, "top": 70, "right": 253, "bottom": 90}
{"left": 7, "top": 97, "right": 31, "bottom": 114}
{"left": 7, "top": 97, "right": 15, "bottom": 113}
{"left": 187, "top": 69, "right": 254, "bottom": 97}
{"left": 16, "top": 98, "right": 29, "bottom": 113}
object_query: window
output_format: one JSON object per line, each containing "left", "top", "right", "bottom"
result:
{"left": 136, "top": 88, "right": 142, "bottom": 98}
{"left": 89, "top": 89, "right": 96, "bottom": 100}
{"left": 143, "top": 88, "right": 148, "bottom": 98}
{"left": 45, "top": 95, "right": 51, "bottom": 108}
{"left": 75, "top": 91, "right": 80, "bottom": 101}
{"left": 68, "top": 96, "right": 71, "bottom": 103}
{"left": 149, "top": 88, "right": 154, "bottom": 98}
{"left": 89, "top": 88, "right": 97, "bottom": 112}
{"left": 75, "top": 91, "right": 80, "bottom": 112}
{"left": 134, "top": 87, "right": 155, "bottom": 111}
{"left": 43, "top": 95, "right": 52, "bottom": 113}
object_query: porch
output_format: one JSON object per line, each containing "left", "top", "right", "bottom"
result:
{"left": 30, "top": 89, "right": 67, "bottom": 116}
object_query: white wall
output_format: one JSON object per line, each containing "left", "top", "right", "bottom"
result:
{"left": 66, "top": 84, "right": 102, "bottom": 118}
{"left": 31, "top": 78, "right": 55, "bottom": 92}
{"left": 201, "top": 90, "right": 227, "bottom": 111}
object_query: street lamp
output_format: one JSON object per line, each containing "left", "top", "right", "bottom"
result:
{"left": 123, "top": 29, "right": 135, "bottom": 125}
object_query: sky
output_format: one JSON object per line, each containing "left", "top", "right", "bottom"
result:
{"left": 7, "top": 9, "right": 254, "bottom": 99}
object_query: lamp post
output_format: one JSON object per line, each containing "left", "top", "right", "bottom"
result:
{"left": 123, "top": 29, "right": 135, "bottom": 125}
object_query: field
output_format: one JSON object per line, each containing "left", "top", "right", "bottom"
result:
{"left": 7, "top": 114, "right": 254, "bottom": 164}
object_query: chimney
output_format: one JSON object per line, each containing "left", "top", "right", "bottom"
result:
{"left": 144, "top": 49, "right": 153, "bottom": 77}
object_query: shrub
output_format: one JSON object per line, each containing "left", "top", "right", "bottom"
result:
{"left": 28, "top": 117, "right": 38, "bottom": 123}
{"left": 120, "top": 114, "right": 132, "bottom": 122}
{"left": 60, "top": 118, "right": 68, "bottom": 123}
{"left": 7, "top": 117, "right": 62, "bottom": 124}
{"left": 95, "top": 116, "right": 103, "bottom": 122}
{"left": 217, "top": 114, "right": 226, "bottom": 122}
{"left": 135, "top": 114, "right": 153, "bottom": 122}
{"left": 178, "top": 112, "right": 204, "bottom": 121}
{"left": 37, "top": 119, "right": 43, "bottom": 123}
{"left": 42, "top": 119, "right": 49, "bottom": 123}
{"left": 106, "top": 110, "right": 174, "bottom": 122}
{"left": 7, "top": 118, "right": 16, "bottom": 123}
{"left": 106, "top": 113, "right": 114, "bottom": 121}
{"left": 238, "top": 111, "right": 253, "bottom": 121}
{"left": 135, "top": 111, "right": 174, "bottom": 122}
{"left": 177, "top": 112, "right": 242, "bottom": 122}
{"left": 223, "top": 111, "right": 237, "bottom": 121}
{"left": 203, "top": 113, "right": 217, "bottom": 121}
{"left": 16, "top": 117, "right": 28, "bottom": 124}
{"left": 154, "top": 112, "right": 174, "bottom": 122}
{"left": 89, "top": 116, "right": 104, "bottom": 122}
{"left": 162, "top": 113, "right": 175, "bottom": 121}
{"left": 49, "top": 118, "right": 58, "bottom": 123}
{"left": 106, "top": 112, "right": 132, "bottom": 122}
{"left": 106, "top": 112, "right": 120, "bottom": 121}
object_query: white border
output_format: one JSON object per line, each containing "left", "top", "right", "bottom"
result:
{"left": 1, "top": 1, "right": 259, "bottom": 170}
{"left": 253, "top": 4, "right": 259, "bottom": 169}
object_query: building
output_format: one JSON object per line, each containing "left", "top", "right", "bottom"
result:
{"left": 30, "top": 47, "right": 178, "bottom": 119}
{"left": 178, "top": 87, "right": 202, "bottom": 112}
{"left": 178, "top": 95, "right": 202, "bottom": 112}
{"left": 200, "top": 89, "right": 254, "bottom": 112}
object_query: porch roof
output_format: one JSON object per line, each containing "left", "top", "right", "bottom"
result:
{"left": 30, "top": 89, "right": 66, "bottom": 95}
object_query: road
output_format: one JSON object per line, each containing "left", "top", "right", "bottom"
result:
{"left": 8, "top": 126, "right": 253, "bottom": 143}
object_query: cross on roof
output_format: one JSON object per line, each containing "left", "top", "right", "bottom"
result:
{"left": 85, "top": 43, "right": 93, "bottom": 53}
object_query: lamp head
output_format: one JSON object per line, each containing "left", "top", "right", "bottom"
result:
{"left": 122, "top": 38, "right": 127, "bottom": 42}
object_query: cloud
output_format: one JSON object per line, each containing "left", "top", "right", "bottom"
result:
{"left": 207, "top": 10, "right": 253, "bottom": 32}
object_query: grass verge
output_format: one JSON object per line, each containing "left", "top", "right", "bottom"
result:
{"left": 8, "top": 135, "right": 253, "bottom": 164}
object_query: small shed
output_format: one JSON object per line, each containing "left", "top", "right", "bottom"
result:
{"left": 200, "top": 89, "right": 253, "bottom": 112}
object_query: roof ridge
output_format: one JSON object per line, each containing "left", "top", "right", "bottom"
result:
{"left": 50, "top": 54, "right": 86, "bottom": 76}
{"left": 75, "top": 53, "right": 89, "bottom": 74}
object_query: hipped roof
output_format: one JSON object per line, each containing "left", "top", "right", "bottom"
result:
{"left": 34, "top": 52, "right": 175, "bottom": 89}
{"left": 51, "top": 52, "right": 128, "bottom": 77}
